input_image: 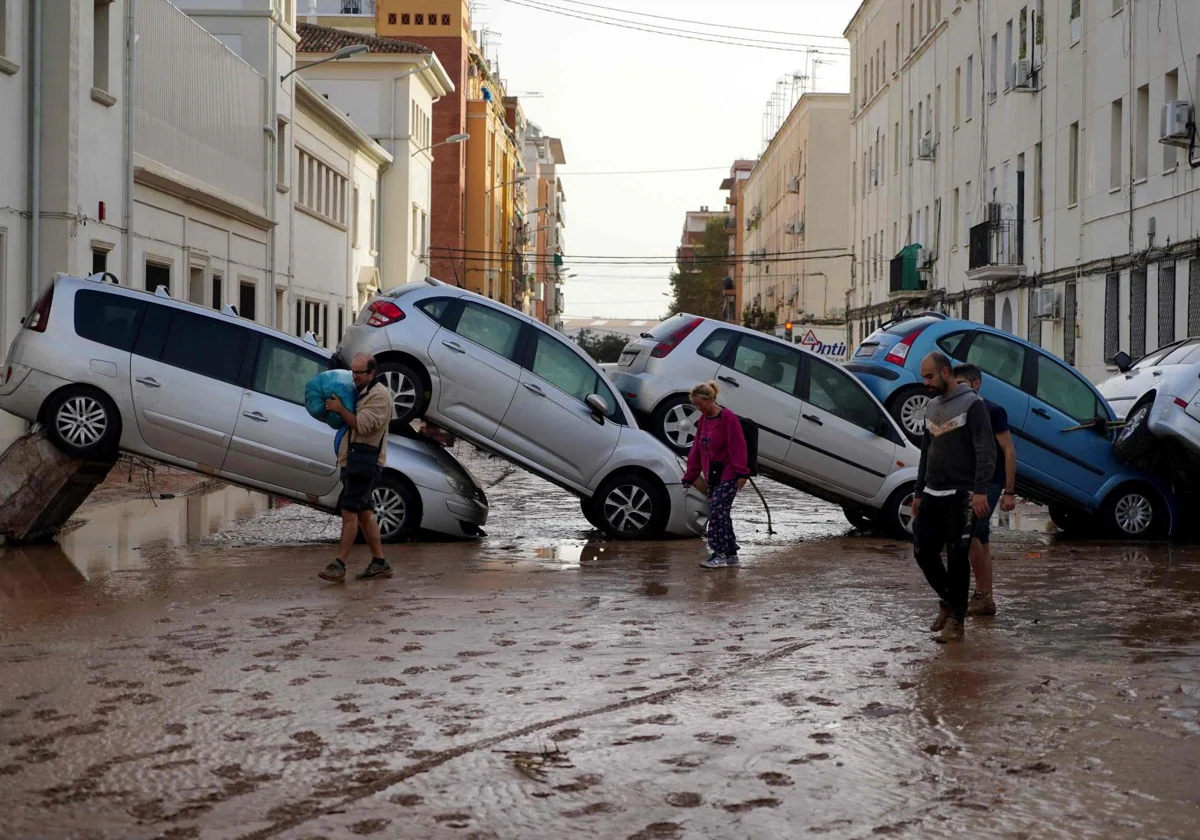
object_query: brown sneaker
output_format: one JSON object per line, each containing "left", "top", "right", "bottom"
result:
{"left": 932, "top": 617, "right": 964, "bottom": 643}
{"left": 929, "top": 603, "right": 951, "bottom": 632}
{"left": 967, "top": 591, "right": 997, "bottom": 617}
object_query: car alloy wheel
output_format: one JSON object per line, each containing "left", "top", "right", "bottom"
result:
{"left": 1112, "top": 491, "right": 1154, "bottom": 536}
{"left": 371, "top": 475, "right": 420, "bottom": 543}
{"left": 56, "top": 395, "right": 108, "bottom": 448}
{"left": 898, "top": 392, "right": 929, "bottom": 438}
{"left": 661, "top": 402, "right": 699, "bottom": 450}
{"left": 382, "top": 369, "right": 419, "bottom": 419}
{"left": 602, "top": 482, "right": 655, "bottom": 535}
{"left": 1117, "top": 404, "right": 1149, "bottom": 445}
{"left": 895, "top": 489, "right": 916, "bottom": 535}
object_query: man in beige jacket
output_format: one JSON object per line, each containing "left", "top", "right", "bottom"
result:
{"left": 318, "top": 353, "right": 394, "bottom": 583}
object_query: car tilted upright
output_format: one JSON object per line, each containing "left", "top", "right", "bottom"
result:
{"left": 335, "top": 279, "right": 708, "bottom": 541}
{"left": 607, "top": 314, "right": 921, "bottom": 537}
{"left": 0, "top": 273, "right": 488, "bottom": 542}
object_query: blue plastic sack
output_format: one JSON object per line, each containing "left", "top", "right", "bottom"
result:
{"left": 305, "top": 370, "right": 357, "bottom": 430}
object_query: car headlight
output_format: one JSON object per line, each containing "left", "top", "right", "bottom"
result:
{"left": 444, "top": 471, "right": 473, "bottom": 497}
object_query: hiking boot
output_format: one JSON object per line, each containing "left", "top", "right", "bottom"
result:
{"left": 356, "top": 558, "right": 393, "bottom": 580}
{"left": 699, "top": 554, "right": 727, "bottom": 570}
{"left": 318, "top": 560, "right": 346, "bottom": 583}
{"left": 724, "top": 554, "right": 741, "bottom": 567}
{"left": 929, "top": 603, "right": 951, "bottom": 632}
{"left": 967, "top": 590, "right": 997, "bottom": 617}
{"left": 932, "top": 617, "right": 964, "bottom": 644}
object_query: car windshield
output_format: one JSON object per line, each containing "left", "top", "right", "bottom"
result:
{"left": 1132, "top": 340, "right": 1188, "bottom": 369}
{"left": 645, "top": 314, "right": 693, "bottom": 341}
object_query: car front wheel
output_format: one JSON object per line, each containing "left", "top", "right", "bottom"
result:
{"left": 1101, "top": 484, "right": 1166, "bottom": 540}
{"left": 373, "top": 473, "right": 421, "bottom": 542}
{"left": 876, "top": 484, "right": 917, "bottom": 539}
{"left": 651, "top": 395, "right": 699, "bottom": 456}
{"left": 377, "top": 361, "right": 428, "bottom": 432}
{"left": 44, "top": 386, "right": 121, "bottom": 460}
{"left": 889, "top": 387, "right": 930, "bottom": 445}
{"left": 1113, "top": 400, "right": 1155, "bottom": 464}
{"left": 842, "top": 506, "right": 875, "bottom": 531}
{"left": 1048, "top": 504, "right": 1096, "bottom": 536}
{"left": 594, "top": 474, "right": 668, "bottom": 540}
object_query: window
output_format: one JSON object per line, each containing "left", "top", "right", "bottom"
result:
{"left": 276, "top": 118, "right": 288, "bottom": 187}
{"left": 455, "top": 302, "right": 522, "bottom": 360}
{"left": 907, "top": 109, "right": 914, "bottom": 164}
{"left": 0, "top": 0, "right": 8, "bottom": 60}
{"left": 1035, "top": 357, "right": 1097, "bottom": 422}
{"left": 417, "top": 296, "right": 454, "bottom": 325}
{"left": 145, "top": 260, "right": 170, "bottom": 293}
{"left": 1132, "top": 342, "right": 1181, "bottom": 369}
{"left": 529, "top": 331, "right": 602, "bottom": 405}
{"left": 442, "top": 13, "right": 451, "bottom": 25}
{"left": 369, "top": 197, "right": 377, "bottom": 252}
{"left": 252, "top": 338, "right": 326, "bottom": 405}
{"left": 954, "top": 66, "right": 961, "bottom": 126}
{"left": 965, "top": 332, "right": 1026, "bottom": 387}
{"left": 1159, "top": 263, "right": 1176, "bottom": 346}
{"left": 352, "top": 186, "right": 360, "bottom": 246}
{"left": 1130, "top": 268, "right": 1147, "bottom": 358}
{"left": 989, "top": 33, "right": 998, "bottom": 97}
{"left": 984, "top": 293, "right": 996, "bottom": 327}
{"left": 1164, "top": 70, "right": 1179, "bottom": 170}
{"left": 337, "top": 306, "right": 344, "bottom": 342}
{"left": 963, "top": 181, "right": 973, "bottom": 246}
{"left": 1104, "top": 272, "right": 1120, "bottom": 362}
{"left": 414, "top": 13, "right": 423, "bottom": 24}
{"left": 160, "top": 311, "right": 249, "bottom": 384}
{"left": 1004, "top": 20, "right": 1013, "bottom": 88}
{"left": 1152, "top": 338, "right": 1200, "bottom": 366}
{"left": 697, "top": 329, "right": 734, "bottom": 362}
{"left": 1190, "top": 261, "right": 1200, "bottom": 337}
{"left": 729, "top": 335, "right": 801, "bottom": 395}
{"left": 73, "top": 290, "right": 145, "bottom": 351}
{"left": 1068, "top": 122, "right": 1080, "bottom": 205}
{"left": 965, "top": 55, "right": 974, "bottom": 118}
{"left": 1034, "top": 142, "right": 1043, "bottom": 217}
{"left": 1063, "top": 280, "right": 1077, "bottom": 366}
{"left": 412, "top": 204, "right": 420, "bottom": 254}
{"left": 91, "top": 247, "right": 109, "bottom": 276}
{"left": 936, "top": 331, "right": 968, "bottom": 357}
{"left": 399, "top": 13, "right": 407, "bottom": 24}
{"left": 93, "top": 1, "right": 111, "bottom": 94}
{"left": 1134, "top": 85, "right": 1149, "bottom": 181}
{"left": 239, "top": 279, "right": 257, "bottom": 321}
{"left": 211, "top": 272, "right": 223, "bottom": 310}
{"left": 952, "top": 188, "right": 960, "bottom": 245}
{"left": 296, "top": 150, "right": 348, "bottom": 225}
{"left": 806, "top": 359, "right": 888, "bottom": 436}
{"left": 1110, "top": 99, "right": 1124, "bottom": 189}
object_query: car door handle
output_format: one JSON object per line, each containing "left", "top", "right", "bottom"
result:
{"left": 135, "top": 376, "right": 161, "bottom": 388}
{"left": 1032, "top": 407, "right": 1051, "bottom": 419}
{"left": 802, "top": 414, "right": 823, "bottom": 426}
{"left": 442, "top": 340, "right": 465, "bottom": 354}
{"left": 717, "top": 375, "right": 739, "bottom": 387}
{"left": 522, "top": 382, "right": 545, "bottom": 397}
{"left": 242, "top": 411, "right": 268, "bottom": 422}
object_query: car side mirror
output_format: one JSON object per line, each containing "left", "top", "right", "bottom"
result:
{"left": 585, "top": 394, "right": 608, "bottom": 422}
{"left": 1113, "top": 351, "right": 1132, "bottom": 373}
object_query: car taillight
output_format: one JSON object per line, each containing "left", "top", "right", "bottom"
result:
{"left": 364, "top": 300, "right": 405, "bottom": 327}
{"left": 650, "top": 317, "right": 703, "bottom": 358}
{"left": 884, "top": 326, "right": 925, "bottom": 366}
{"left": 1174, "top": 397, "right": 1189, "bottom": 409}
{"left": 25, "top": 285, "right": 54, "bottom": 333}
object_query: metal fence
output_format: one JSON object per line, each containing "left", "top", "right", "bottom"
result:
{"left": 968, "top": 219, "right": 1022, "bottom": 270}
{"left": 135, "top": 0, "right": 267, "bottom": 208}
{"left": 1159, "top": 263, "right": 1176, "bottom": 347}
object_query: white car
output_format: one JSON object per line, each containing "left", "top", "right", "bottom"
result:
{"left": 607, "top": 314, "right": 921, "bottom": 537}
{"left": 1099, "top": 338, "right": 1200, "bottom": 464}
{"left": 334, "top": 279, "right": 708, "bottom": 541}
{"left": 0, "top": 273, "right": 489, "bottom": 542}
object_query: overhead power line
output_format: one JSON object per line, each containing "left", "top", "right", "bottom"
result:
{"left": 553, "top": 0, "right": 848, "bottom": 40}
{"left": 561, "top": 166, "right": 730, "bottom": 176}
{"left": 501, "top": 0, "right": 850, "bottom": 53}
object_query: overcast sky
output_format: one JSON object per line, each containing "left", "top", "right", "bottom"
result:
{"left": 480, "top": 0, "right": 858, "bottom": 320}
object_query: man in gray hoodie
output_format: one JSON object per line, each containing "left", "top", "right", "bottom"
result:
{"left": 912, "top": 351, "right": 996, "bottom": 643}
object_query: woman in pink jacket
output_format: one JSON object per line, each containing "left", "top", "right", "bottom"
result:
{"left": 681, "top": 381, "right": 750, "bottom": 569}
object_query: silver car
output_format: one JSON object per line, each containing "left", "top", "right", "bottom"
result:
{"left": 607, "top": 315, "right": 921, "bottom": 537}
{"left": 1099, "top": 338, "right": 1200, "bottom": 465}
{"left": 335, "top": 279, "right": 708, "bottom": 540}
{"left": 0, "top": 273, "right": 488, "bottom": 542}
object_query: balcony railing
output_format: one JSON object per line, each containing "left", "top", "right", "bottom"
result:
{"left": 310, "top": 0, "right": 377, "bottom": 14}
{"left": 968, "top": 219, "right": 1022, "bottom": 271}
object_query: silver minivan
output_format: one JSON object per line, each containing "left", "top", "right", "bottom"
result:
{"left": 609, "top": 315, "right": 921, "bottom": 536}
{"left": 0, "top": 274, "right": 488, "bottom": 541}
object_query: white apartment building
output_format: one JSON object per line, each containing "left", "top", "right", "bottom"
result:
{"left": 524, "top": 123, "right": 567, "bottom": 328}
{"left": 743, "top": 93, "right": 852, "bottom": 327}
{"left": 295, "top": 21, "right": 454, "bottom": 290}
{"left": 846, "top": 0, "right": 1200, "bottom": 383}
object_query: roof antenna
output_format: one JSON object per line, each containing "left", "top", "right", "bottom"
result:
{"left": 154, "top": 285, "right": 171, "bottom": 298}
{"left": 221, "top": 304, "right": 239, "bottom": 317}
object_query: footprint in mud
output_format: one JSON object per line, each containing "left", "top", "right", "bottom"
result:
{"left": 693, "top": 733, "right": 737, "bottom": 745}
{"left": 403, "top": 666, "right": 428, "bottom": 675}
{"left": 563, "top": 802, "right": 619, "bottom": 818}
{"left": 554, "top": 774, "right": 603, "bottom": 793}
{"left": 552, "top": 728, "right": 583, "bottom": 742}
{"left": 807, "top": 696, "right": 839, "bottom": 707}
{"left": 629, "top": 714, "right": 677, "bottom": 726}
{"left": 434, "top": 812, "right": 473, "bottom": 827}
{"left": 390, "top": 793, "right": 423, "bottom": 806}
{"left": 401, "top": 643, "right": 423, "bottom": 652}
{"left": 165, "top": 723, "right": 187, "bottom": 735}
{"left": 862, "top": 702, "right": 905, "bottom": 718}
{"left": 348, "top": 819, "right": 390, "bottom": 835}
{"left": 629, "top": 823, "right": 683, "bottom": 840}
{"left": 758, "top": 772, "right": 794, "bottom": 787}
{"left": 664, "top": 792, "right": 703, "bottom": 808}
{"left": 810, "top": 733, "right": 835, "bottom": 744}
{"left": 613, "top": 734, "right": 662, "bottom": 745}
{"left": 661, "top": 754, "right": 706, "bottom": 770}
{"left": 789, "top": 753, "right": 831, "bottom": 764}
{"left": 722, "top": 798, "right": 781, "bottom": 813}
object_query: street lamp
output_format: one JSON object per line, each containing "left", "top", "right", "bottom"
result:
{"left": 281, "top": 44, "right": 369, "bottom": 83}
{"left": 486, "top": 174, "right": 532, "bottom": 195}
{"left": 411, "top": 133, "right": 469, "bottom": 157}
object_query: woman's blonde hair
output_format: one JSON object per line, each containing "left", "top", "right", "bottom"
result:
{"left": 690, "top": 381, "right": 719, "bottom": 401}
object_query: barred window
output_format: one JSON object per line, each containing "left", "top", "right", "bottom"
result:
{"left": 1189, "top": 260, "right": 1200, "bottom": 337}
{"left": 1063, "top": 281, "right": 1077, "bottom": 366}
{"left": 1159, "top": 263, "right": 1176, "bottom": 347}
{"left": 983, "top": 293, "right": 996, "bottom": 327}
{"left": 1131, "top": 268, "right": 1147, "bottom": 359}
{"left": 296, "top": 150, "right": 349, "bottom": 227}
{"left": 961, "top": 295, "right": 970, "bottom": 321}
{"left": 1104, "top": 271, "right": 1120, "bottom": 363}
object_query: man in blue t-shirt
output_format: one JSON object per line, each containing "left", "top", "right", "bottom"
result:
{"left": 953, "top": 364, "right": 1017, "bottom": 617}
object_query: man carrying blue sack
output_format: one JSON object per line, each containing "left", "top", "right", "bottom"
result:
{"left": 318, "top": 353, "right": 395, "bottom": 583}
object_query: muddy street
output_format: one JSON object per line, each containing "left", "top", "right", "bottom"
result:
{"left": 1, "top": 448, "right": 1199, "bottom": 839}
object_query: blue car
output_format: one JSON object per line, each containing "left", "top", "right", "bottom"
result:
{"left": 846, "top": 313, "right": 1177, "bottom": 539}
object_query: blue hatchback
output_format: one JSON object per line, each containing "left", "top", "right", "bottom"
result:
{"left": 846, "top": 313, "right": 1177, "bottom": 539}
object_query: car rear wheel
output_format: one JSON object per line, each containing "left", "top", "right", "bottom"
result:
{"left": 44, "top": 386, "right": 121, "bottom": 460}
{"left": 842, "top": 506, "right": 875, "bottom": 531}
{"left": 876, "top": 484, "right": 917, "bottom": 540}
{"left": 1048, "top": 504, "right": 1096, "bottom": 536}
{"left": 1100, "top": 484, "right": 1166, "bottom": 540}
{"left": 1113, "top": 400, "right": 1155, "bottom": 464}
{"left": 594, "top": 474, "right": 668, "bottom": 540}
{"left": 651, "top": 395, "right": 699, "bottom": 455}
{"left": 377, "top": 361, "right": 427, "bottom": 432}
{"left": 888, "top": 386, "right": 930, "bottom": 445}
{"left": 373, "top": 473, "right": 421, "bottom": 543}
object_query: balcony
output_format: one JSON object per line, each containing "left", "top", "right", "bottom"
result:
{"left": 310, "top": 0, "right": 376, "bottom": 15}
{"left": 889, "top": 245, "right": 927, "bottom": 298}
{"left": 967, "top": 219, "right": 1026, "bottom": 283}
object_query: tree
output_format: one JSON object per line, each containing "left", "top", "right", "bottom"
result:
{"left": 665, "top": 217, "right": 729, "bottom": 319}
{"left": 576, "top": 329, "right": 631, "bottom": 363}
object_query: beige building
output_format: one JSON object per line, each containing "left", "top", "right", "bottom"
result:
{"left": 846, "top": 0, "right": 1200, "bottom": 382}
{"left": 743, "top": 93, "right": 853, "bottom": 331}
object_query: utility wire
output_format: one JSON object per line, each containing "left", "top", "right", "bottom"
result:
{"left": 553, "top": 0, "right": 848, "bottom": 40}
{"left": 501, "top": 0, "right": 849, "bottom": 53}
{"left": 558, "top": 166, "right": 730, "bottom": 175}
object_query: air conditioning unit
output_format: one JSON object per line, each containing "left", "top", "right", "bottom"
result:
{"left": 787, "top": 176, "right": 800, "bottom": 194}
{"left": 917, "top": 134, "right": 935, "bottom": 160}
{"left": 1012, "top": 59, "right": 1035, "bottom": 91}
{"left": 1034, "top": 287, "right": 1060, "bottom": 319}
{"left": 1161, "top": 101, "right": 1193, "bottom": 147}
{"left": 784, "top": 222, "right": 796, "bottom": 235}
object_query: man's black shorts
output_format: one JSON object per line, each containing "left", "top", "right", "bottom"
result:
{"left": 338, "top": 466, "right": 381, "bottom": 513}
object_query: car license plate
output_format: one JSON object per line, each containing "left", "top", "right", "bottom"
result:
{"left": 854, "top": 343, "right": 877, "bottom": 358}
{"left": 619, "top": 352, "right": 637, "bottom": 367}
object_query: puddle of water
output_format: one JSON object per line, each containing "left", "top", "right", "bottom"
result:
{"left": 0, "top": 484, "right": 269, "bottom": 596}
